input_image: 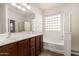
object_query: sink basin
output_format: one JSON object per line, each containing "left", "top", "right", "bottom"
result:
{"left": 0, "top": 38, "right": 7, "bottom": 42}
{"left": 0, "top": 34, "right": 8, "bottom": 42}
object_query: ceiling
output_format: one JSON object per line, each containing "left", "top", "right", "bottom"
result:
{"left": 35, "top": 3, "right": 66, "bottom": 11}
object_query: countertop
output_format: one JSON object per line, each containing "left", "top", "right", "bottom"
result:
{"left": 0, "top": 32, "right": 42, "bottom": 46}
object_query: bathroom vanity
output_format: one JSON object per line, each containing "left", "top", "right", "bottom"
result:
{"left": 0, "top": 33, "right": 43, "bottom": 56}
{"left": 0, "top": 4, "right": 43, "bottom": 56}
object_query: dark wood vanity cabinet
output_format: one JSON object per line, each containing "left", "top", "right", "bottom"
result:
{"left": 0, "top": 43, "right": 17, "bottom": 56}
{"left": 0, "top": 35, "right": 43, "bottom": 56}
{"left": 39, "top": 35, "right": 43, "bottom": 52}
{"left": 18, "top": 39, "right": 29, "bottom": 56}
{"left": 35, "top": 36, "right": 40, "bottom": 56}
{"left": 35, "top": 35, "right": 43, "bottom": 56}
{"left": 29, "top": 37, "right": 36, "bottom": 56}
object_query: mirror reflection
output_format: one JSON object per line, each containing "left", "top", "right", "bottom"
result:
{"left": 8, "top": 3, "right": 35, "bottom": 33}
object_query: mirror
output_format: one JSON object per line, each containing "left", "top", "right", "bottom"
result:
{"left": 0, "top": 4, "right": 6, "bottom": 34}
{"left": 8, "top": 3, "right": 35, "bottom": 33}
{"left": 18, "top": 21, "right": 31, "bottom": 32}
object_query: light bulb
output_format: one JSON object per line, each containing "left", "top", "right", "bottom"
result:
{"left": 22, "top": 3, "right": 31, "bottom": 9}
{"left": 22, "top": 8, "right": 26, "bottom": 11}
{"left": 26, "top": 5, "right": 31, "bottom": 9}
{"left": 17, "top": 5, "right": 22, "bottom": 9}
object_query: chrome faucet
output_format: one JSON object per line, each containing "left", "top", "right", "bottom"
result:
{"left": 6, "top": 33, "right": 11, "bottom": 38}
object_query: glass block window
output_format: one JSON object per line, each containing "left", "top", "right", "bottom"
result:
{"left": 44, "top": 14, "right": 61, "bottom": 31}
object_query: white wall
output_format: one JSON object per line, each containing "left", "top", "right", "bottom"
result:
{"left": 30, "top": 4, "right": 43, "bottom": 32}
{"left": 61, "top": 4, "right": 79, "bottom": 54}
{"left": 70, "top": 4, "right": 79, "bottom": 51}
{"left": 62, "top": 3, "right": 79, "bottom": 55}
{"left": 8, "top": 9, "right": 26, "bottom": 32}
{"left": 8, "top": 5, "right": 34, "bottom": 32}
{"left": 0, "top": 4, "right": 6, "bottom": 34}
{"left": 8, "top": 4, "right": 43, "bottom": 33}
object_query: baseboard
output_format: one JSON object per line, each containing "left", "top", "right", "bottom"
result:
{"left": 71, "top": 50, "right": 79, "bottom": 56}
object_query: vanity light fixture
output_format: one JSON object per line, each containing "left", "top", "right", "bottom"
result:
{"left": 11, "top": 3, "right": 31, "bottom": 11}
{"left": 17, "top": 5, "right": 22, "bottom": 9}
{"left": 22, "top": 8, "right": 26, "bottom": 11}
{"left": 22, "top": 3, "right": 28, "bottom": 7}
{"left": 26, "top": 5, "right": 31, "bottom": 9}
{"left": 22, "top": 3, "right": 31, "bottom": 9}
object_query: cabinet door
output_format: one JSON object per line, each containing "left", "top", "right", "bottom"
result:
{"left": 39, "top": 35, "right": 43, "bottom": 52}
{"left": 30, "top": 47, "right": 35, "bottom": 56}
{"left": 35, "top": 36, "right": 40, "bottom": 56}
{"left": 0, "top": 43, "right": 17, "bottom": 56}
{"left": 18, "top": 39, "right": 29, "bottom": 56}
{"left": 29, "top": 37, "right": 35, "bottom": 56}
